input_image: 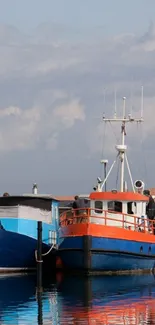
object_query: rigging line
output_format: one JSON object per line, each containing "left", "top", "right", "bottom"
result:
{"left": 135, "top": 122, "right": 147, "bottom": 184}
{"left": 125, "top": 154, "right": 135, "bottom": 192}
{"left": 139, "top": 122, "right": 148, "bottom": 184}
{"left": 100, "top": 122, "right": 107, "bottom": 178}
{"left": 116, "top": 154, "right": 120, "bottom": 190}
{"left": 100, "top": 122, "right": 107, "bottom": 158}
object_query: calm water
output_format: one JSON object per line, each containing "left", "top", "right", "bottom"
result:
{"left": 1, "top": 273, "right": 155, "bottom": 324}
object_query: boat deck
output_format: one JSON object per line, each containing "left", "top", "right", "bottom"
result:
{"left": 59, "top": 208, "right": 155, "bottom": 235}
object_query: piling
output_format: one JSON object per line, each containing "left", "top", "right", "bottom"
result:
{"left": 83, "top": 235, "right": 92, "bottom": 275}
{"left": 37, "top": 221, "right": 43, "bottom": 290}
{"left": 37, "top": 289, "right": 43, "bottom": 325}
{"left": 32, "top": 183, "right": 43, "bottom": 291}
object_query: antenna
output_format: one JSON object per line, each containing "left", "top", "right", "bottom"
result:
{"left": 102, "top": 87, "right": 144, "bottom": 192}
{"left": 114, "top": 88, "right": 117, "bottom": 118}
{"left": 141, "top": 85, "right": 144, "bottom": 119}
{"left": 122, "top": 96, "right": 126, "bottom": 118}
{"left": 103, "top": 88, "right": 106, "bottom": 107}
{"left": 130, "top": 87, "right": 133, "bottom": 117}
{"left": 103, "top": 87, "right": 106, "bottom": 117}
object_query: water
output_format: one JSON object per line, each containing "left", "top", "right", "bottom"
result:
{"left": 0, "top": 272, "right": 155, "bottom": 324}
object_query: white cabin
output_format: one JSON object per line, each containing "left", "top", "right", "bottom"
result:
{"left": 88, "top": 191, "right": 149, "bottom": 231}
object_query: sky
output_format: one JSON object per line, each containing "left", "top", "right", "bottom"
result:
{"left": 0, "top": 0, "right": 155, "bottom": 195}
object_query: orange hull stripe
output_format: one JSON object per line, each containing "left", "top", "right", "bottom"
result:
{"left": 59, "top": 224, "right": 155, "bottom": 243}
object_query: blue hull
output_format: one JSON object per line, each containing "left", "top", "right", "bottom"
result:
{"left": 58, "top": 236, "right": 155, "bottom": 273}
{"left": 0, "top": 229, "right": 51, "bottom": 271}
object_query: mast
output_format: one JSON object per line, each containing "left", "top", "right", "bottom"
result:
{"left": 102, "top": 88, "right": 144, "bottom": 192}
{"left": 120, "top": 97, "right": 126, "bottom": 192}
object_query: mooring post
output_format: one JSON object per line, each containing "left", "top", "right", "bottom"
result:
{"left": 32, "top": 183, "right": 43, "bottom": 291}
{"left": 37, "top": 286, "right": 43, "bottom": 325}
{"left": 83, "top": 235, "right": 92, "bottom": 275}
{"left": 37, "top": 221, "right": 42, "bottom": 289}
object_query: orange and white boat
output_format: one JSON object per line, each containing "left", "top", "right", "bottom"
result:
{"left": 58, "top": 90, "right": 155, "bottom": 274}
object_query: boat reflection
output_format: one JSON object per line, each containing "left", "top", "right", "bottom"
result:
{"left": 57, "top": 273, "right": 155, "bottom": 324}
{"left": 0, "top": 273, "right": 56, "bottom": 325}
{"left": 1, "top": 272, "right": 155, "bottom": 324}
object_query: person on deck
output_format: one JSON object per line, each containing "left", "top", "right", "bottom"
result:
{"left": 72, "top": 196, "right": 87, "bottom": 223}
{"left": 146, "top": 191, "right": 155, "bottom": 234}
{"left": 3, "top": 192, "right": 10, "bottom": 197}
{"left": 72, "top": 196, "right": 80, "bottom": 215}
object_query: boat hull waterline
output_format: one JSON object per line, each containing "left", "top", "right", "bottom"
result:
{"left": 0, "top": 229, "right": 51, "bottom": 272}
{"left": 58, "top": 224, "right": 155, "bottom": 274}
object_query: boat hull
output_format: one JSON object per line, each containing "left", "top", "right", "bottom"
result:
{"left": 0, "top": 229, "right": 53, "bottom": 272}
{"left": 58, "top": 235, "right": 155, "bottom": 274}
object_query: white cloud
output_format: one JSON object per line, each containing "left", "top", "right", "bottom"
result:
{"left": 0, "top": 22, "right": 155, "bottom": 192}
{"left": 0, "top": 106, "right": 21, "bottom": 117}
{"left": 0, "top": 22, "right": 154, "bottom": 158}
{"left": 0, "top": 97, "right": 85, "bottom": 151}
{"left": 53, "top": 99, "right": 85, "bottom": 128}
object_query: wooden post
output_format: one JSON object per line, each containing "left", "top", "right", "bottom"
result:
{"left": 37, "top": 288, "right": 43, "bottom": 325}
{"left": 32, "top": 183, "right": 43, "bottom": 291}
{"left": 83, "top": 235, "right": 92, "bottom": 275}
{"left": 37, "top": 221, "right": 43, "bottom": 290}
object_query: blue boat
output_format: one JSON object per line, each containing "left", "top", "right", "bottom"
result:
{"left": 57, "top": 92, "right": 155, "bottom": 274}
{"left": 0, "top": 193, "right": 59, "bottom": 272}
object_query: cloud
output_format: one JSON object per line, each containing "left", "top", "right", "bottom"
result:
{"left": 0, "top": 22, "right": 155, "bottom": 191}
{"left": 0, "top": 97, "right": 85, "bottom": 151}
{"left": 53, "top": 99, "right": 85, "bottom": 128}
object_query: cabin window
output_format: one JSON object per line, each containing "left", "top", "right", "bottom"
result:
{"left": 127, "top": 202, "right": 134, "bottom": 214}
{"left": 94, "top": 201, "right": 103, "bottom": 214}
{"left": 108, "top": 201, "right": 122, "bottom": 213}
{"left": 108, "top": 201, "right": 115, "bottom": 211}
{"left": 127, "top": 202, "right": 137, "bottom": 214}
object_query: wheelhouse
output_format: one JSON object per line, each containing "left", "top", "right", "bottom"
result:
{"left": 89, "top": 191, "right": 149, "bottom": 230}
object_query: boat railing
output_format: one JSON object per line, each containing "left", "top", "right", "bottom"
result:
{"left": 59, "top": 208, "right": 155, "bottom": 235}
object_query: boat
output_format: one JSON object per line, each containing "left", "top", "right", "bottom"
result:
{"left": 57, "top": 88, "right": 155, "bottom": 274}
{"left": 0, "top": 189, "right": 59, "bottom": 272}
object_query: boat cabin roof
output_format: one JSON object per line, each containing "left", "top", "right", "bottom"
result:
{"left": 22, "top": 194, "right": 59, "bottom": 201}
{"left": 89, "top": 191, "right": 149, "bottom": 202}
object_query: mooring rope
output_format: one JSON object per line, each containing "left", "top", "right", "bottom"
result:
{"left": 42, "top": 243, "right": 54, "bottom": 256}
{"left": 35, "top": 243, "right": 54, "bottom": 263}
{"left": 35, "top": 250, "right": 43, "bottom": 263}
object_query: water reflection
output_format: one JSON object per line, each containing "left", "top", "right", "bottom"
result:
{"left": 57, "top": 273, "right": 155, "bottom": 324}
{"left": 0, "top": 273, "right": 57, "bottom": 325}
{"left": 1, "top": 272, "right": 155, "bottom": 324}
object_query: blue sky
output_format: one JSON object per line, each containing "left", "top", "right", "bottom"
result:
{"left": 0, "top": 0, "right": 154, "bottom": 194}
{"left": 0, "top": 0, "right": 155, "bottom": 35}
